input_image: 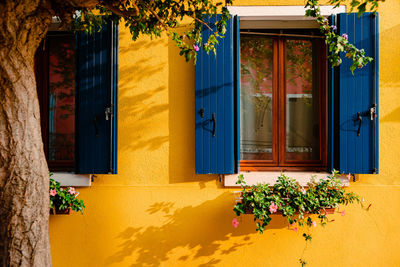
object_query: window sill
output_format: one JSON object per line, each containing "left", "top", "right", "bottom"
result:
{"left": 51, "top": 172, "right": 91, "bottom": 187}
{"left": 224, "top": 172, "right": 349, "bottom": 187}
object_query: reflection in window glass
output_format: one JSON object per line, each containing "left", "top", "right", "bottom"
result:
{"left": 285, "top": 39, "right": 320, "bottom": 160}
{"left": 240, "top": 36, "right": 273, "bottom": 160}
{"left": 48, "top": 36, "right": 75, "bottom": 161}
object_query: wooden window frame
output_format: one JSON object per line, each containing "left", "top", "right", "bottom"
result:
{"left": 35, "top": 32, "right": 76, "bottom": 172}
{"left": 240, "top": 34, "right": 327, "bottom": 172}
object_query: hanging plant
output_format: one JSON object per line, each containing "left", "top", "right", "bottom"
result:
{"left": 49, "top": 175, "right": 85, "bottom": 215}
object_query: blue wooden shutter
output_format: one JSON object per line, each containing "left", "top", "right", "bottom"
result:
{"left": 195, "top": 15, "right": 237, "bottom": 174}
{"left": 76, "top": 20, "right": 118, "bottom": 174}
{"left": 332, "top": 12, "right": 379, "bottom": 174}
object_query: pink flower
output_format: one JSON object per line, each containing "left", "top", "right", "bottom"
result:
{"left": 341, "top": 33, "right": 348, "bottom": 40}
{"left": 301, "top": 187, "right": 307, "bottom": 195}
{"left": 341, "top": 210, "right": 346, "bottom": 216}
{"left": 293, "top": 227, "right": 298, "bottom": 232}
{"left": 193, "top": 44, "right": 199, "bottom": 52}
{"left": 68, "top": 187, "right": 76, "bottom": 195}
{"left": 312, "top": 221, "right": 317, "bottom": 227}
{"left": 269, "top": 202, "right": 278, "bottom": 213}
{"left": 232, "top": 218, "right": 239, "bottom": 228}
{"left": 50, "top": 189, "right": 57, "bottom": 196}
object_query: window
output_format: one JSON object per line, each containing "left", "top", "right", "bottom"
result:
{"left": 35, "top": 33, "right": 76, "bottom": 172}
{"left": 195, "top": 12, "right": 379, "bottom": 176}
{"left": 34, "top": 21, "right": 119, "bottom": 175}
{"left": 239, "top": 30, "right": 327, "bottom": 171}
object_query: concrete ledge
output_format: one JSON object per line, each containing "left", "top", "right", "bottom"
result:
{"left": 224, "top": 172, "right": 350, "bottom": 187}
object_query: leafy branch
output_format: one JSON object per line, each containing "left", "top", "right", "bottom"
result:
{"left": 305, "top": 0, "right": 384, "bottom": 72}
{"left": 73, "top": 0, "right": 233, "bottom": 63}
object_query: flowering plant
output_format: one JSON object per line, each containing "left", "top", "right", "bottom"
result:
{"left": 49, "top": 176, "right": 85, "bottom": 214}
{"left": 233, "top": 171, "right": 360, "bottom": 233}
{"left": 233, "top": 171, "right": 368, "bottom": 265}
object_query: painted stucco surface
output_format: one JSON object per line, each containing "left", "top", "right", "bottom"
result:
{"left": 49, "top": 1, "right": 400, "bottom": 266}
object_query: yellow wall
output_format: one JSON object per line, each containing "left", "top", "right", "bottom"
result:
{"left": 50, "top": 1, "right": 400, "bottom": 266}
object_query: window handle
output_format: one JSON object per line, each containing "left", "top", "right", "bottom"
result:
{"left": 357, "top": 112, "right": 362, "bottom": 137}
{"left": 212, "top": 113, "right": 216, "bottom": 137}
{"left": 199, "top": 108, "right": 205, "bottom": 118}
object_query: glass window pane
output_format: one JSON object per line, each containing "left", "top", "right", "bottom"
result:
{"left": 240, "top": 35, "right": 273, "bottom": 160}
{"left": 48, "top": 35, "right": 75, "bottom": 161}
{"left": 285, "top": 39, "right": 320, "bottom": 161}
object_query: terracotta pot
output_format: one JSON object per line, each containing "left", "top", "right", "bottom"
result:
{"left": 50, "top": 207, "right": 71, "bottom": 215}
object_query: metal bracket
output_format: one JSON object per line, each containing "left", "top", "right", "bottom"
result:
{"left": 199, "top": 108, "right": 204, "bottom": 118}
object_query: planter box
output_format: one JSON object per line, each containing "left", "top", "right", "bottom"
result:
{"left": 243, "top": 207, "right": 335, "bottom": 215}
{"left": 50, "top": 208, "right": 71, "bottom": 215}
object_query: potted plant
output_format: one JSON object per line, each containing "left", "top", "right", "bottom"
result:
{"left": 233, "top": 171, "right": 366, "bottom": 265}
{"left": 50, "top": 176, "right": 85, "bottom": 215}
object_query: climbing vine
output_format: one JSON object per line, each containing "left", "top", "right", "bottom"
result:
{"left": 304, "top": 0, "right": 381, "bottom": 72}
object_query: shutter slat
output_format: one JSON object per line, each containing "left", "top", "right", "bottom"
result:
{"left": 234, "top": 16, "right": 241, "bottom": 173}
{"left": 216, "top": 16, "right": 225, "bottom": 173}
{"left": 195, "top": 15, "right": 236, "bottom": 174}
{"left": 334, "top": 12, "right": 379, "bottom": 174}
{"left": 210, "top": 16, "right": 218, "bottom": 173}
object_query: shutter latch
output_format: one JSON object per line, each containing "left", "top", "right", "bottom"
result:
{"left": 105, "top": 106, "right": 113, "bottom": 121}
{"left": 370, "top": 104, "right": 377, "bottom": 121}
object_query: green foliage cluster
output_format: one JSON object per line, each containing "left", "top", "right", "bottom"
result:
{"left": 70, "top": 0, "right": 383, "bottom": 70}
{"left": 233, "top": 171, "right": 360, "bottom": 234}
{"left": 305, "top": 0, "right": 384, "bottom": 72}
{"left": 49, "top": 175, "right": 85, "bottom": 214}
{"left": 74, "top": 0, "right": 232, "bottom": 63}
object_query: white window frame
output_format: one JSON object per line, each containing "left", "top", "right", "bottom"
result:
{"left": 224, "top": 5, "right": 349, "bottom": 187}
{"left": 51, "top": 173, "right": 91, "bottom": 187}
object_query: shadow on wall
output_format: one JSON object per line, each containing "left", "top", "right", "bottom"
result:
{"left": 118, "top": 31, "right": 169, "bottom": 153}
{"left": 376, "top": 23, "right": 400, "bottom": 124}
{"left": 167, "top": 27, "right": 220, "bottom": 185}
{"left": 105, "top": 192, "right": 289, "bottom": 266}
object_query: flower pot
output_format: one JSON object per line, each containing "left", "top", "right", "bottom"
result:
{"left": 322, "top": 207, "right": 335, "bottom": 214}
{"left": 50, "top": 207, "right": 71, "bottom": 215}
{"left": 243, "top": 207, "right": 336, "bottom": 215}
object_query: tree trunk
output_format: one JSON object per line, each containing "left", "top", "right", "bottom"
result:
{"left": 0, "top": 0, "right": 99, "bottom": 265}
{"left": 0, "top": 1, "right": 52, "bottom": 266}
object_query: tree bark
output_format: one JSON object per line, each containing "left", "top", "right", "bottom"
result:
{"left": 0, "top": 1, "right": 53, "bottom": 266}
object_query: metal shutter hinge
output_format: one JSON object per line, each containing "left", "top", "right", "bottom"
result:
{"left": 105, "top": 106, "right": 113, "bottom": 120}
{"left": 370, "top": 104, "right": 377, "bottom": 120}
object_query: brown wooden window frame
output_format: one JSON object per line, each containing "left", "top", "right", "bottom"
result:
{"left": 34, "top": 32, "right": 76, "bottom": 172}
{"left": 240, "top": 32, "right": 327, "bottom": 172}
